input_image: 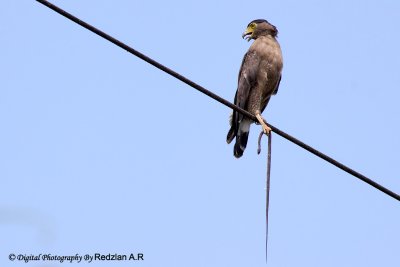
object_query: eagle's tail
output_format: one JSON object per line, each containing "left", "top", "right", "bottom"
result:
{"left": 229, "top": 119, "right": 251, "bottom": 158}
{"left": 234, "top": 131, "right": 249, "bottom": 158}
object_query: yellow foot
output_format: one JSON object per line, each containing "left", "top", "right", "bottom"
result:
{"left": 256, "top": 114, "right": 271, "bottom": 135}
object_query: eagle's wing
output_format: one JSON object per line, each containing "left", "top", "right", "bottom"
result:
{"left": 233, "top": 51, "right": 260, "bottom": 131}
{"left": 272, "top": 74, "right": 282, "bottom": 95}
{"left": 225, "top": 51, "right": 261, "bottom": 157}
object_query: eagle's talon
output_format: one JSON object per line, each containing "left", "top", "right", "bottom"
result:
{"left": 256, "top": 113, "right": 271, "bottom": 136}
{"left": 262, "top": 125, "right": 271, "bottom": 135}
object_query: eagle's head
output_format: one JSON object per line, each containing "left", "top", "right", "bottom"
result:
{"left": 242, "top": 19, "right": 278, "bottom": 41}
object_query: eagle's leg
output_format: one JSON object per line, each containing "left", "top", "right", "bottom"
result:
{"left": 255, "top": 112, "right": 271, "bottom": 135}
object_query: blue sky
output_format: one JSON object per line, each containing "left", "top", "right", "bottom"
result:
{"left": 1, "top": 1, "right": 400, "bottom": 266}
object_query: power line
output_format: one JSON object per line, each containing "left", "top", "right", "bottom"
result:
{"left": 36, "top": 0, "right": 400, "bottom": 202}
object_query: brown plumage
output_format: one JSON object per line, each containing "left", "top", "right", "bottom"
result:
{"left": 227, "top": 19, "right": 283, "bottom": 158}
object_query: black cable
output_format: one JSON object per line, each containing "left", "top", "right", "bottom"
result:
{"left": 36, "top": 0, "right": 400, "bottom": 202}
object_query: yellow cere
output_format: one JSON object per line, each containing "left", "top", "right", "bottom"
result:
{"left": 246, "top": 23, "right": 256, "bottom": 34}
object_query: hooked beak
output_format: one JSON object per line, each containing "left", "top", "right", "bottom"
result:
{"left": 242, "top": 29, "right": 253, "bottom": 41}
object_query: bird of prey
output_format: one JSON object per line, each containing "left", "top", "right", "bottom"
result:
{"left": 227, "top": 19, "right": 283, "bottom": 158}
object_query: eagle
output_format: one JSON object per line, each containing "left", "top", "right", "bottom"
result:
{"left": 227, "top": 19, "right": 283, "bottom": 158}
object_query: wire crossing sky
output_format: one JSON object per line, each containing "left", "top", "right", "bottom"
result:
{"left": 2, "top": 1, "right": 400, "bottom": 267}
{"left": 36, "top": 0, "right": 400, "bottom": 202}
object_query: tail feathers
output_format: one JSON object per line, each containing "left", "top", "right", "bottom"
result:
{"left": 234, "top": 131, "right": 249, "bottom": 158}
{"left": 232, "top": 119, "right": 251, "bottom": 158}
{"left": 227, "top": 113, "right": 252, "bottom": 158}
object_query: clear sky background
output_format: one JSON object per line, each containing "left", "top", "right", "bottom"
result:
{"left": 1, "top": 1, "right": 400, "bottom": 266}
